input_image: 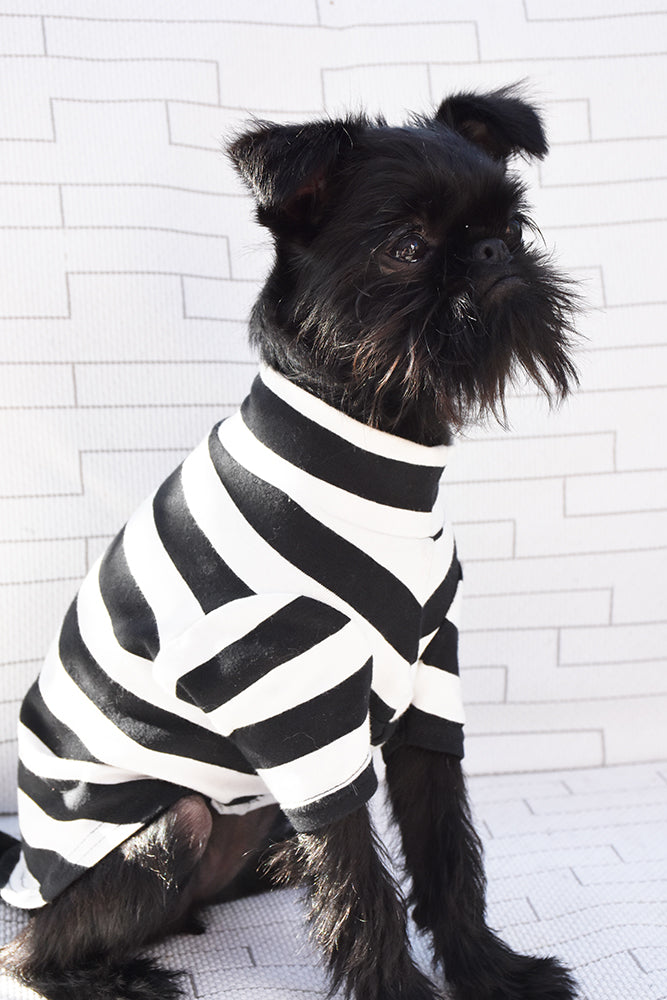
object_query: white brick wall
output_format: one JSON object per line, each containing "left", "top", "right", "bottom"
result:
{"left": 1, "top": 1, "right": 665, "bottom": 810}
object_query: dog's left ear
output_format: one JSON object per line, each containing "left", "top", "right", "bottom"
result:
{"left": 435, "top": 86, "right": 548, "bottom": 161}
{"left": 228, "top": 118, "right": 360, "bottom": 235}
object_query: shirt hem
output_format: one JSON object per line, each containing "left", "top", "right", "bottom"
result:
{"left": 281, "top": 760, "right": 378, "bottom": 833}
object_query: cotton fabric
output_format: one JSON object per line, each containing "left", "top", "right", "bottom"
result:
{"left": 0, "top": 367, "right": 464, "bottom": 910}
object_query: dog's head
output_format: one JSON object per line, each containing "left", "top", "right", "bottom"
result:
{"left": 229, "top": 87, "right": 578, "bottom": 444}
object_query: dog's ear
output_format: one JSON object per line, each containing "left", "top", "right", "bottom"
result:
{"left": 435, "top": 86, "right": 548, "bottom": 161}
{"left": 227, "top": 119, "right": 359, "bottom": 234}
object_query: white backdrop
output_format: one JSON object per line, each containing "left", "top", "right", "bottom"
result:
{"left": 1, "top": 0, "right": 666, "bottom": 815}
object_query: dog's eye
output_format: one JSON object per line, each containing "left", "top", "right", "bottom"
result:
{"left": 387, "top": 233, "right": 428, "bottom": 263}
{"left": 504, "top": 218, "right": 523, "bottom": 251}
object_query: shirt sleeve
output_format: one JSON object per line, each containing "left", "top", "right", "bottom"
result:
{"left": 155, "top": 593, "right": 377, "bottom": 832}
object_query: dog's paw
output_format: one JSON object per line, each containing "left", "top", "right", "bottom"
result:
{"left": 402, "top": 971, "right": 445, "bottom": 1000}
{"left": 372, "top": 966, "right": 444, "bottom": 1000}
{"left": 451, "top": 952, "right": 577, "bottom": 1000}
{"left": 503, "top": 954, "right": 577, "bottom": 1000}
{"left": 382, "top": 979, "right": 444, "bottom": 1000}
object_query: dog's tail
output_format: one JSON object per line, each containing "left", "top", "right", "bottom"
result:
{"left": 1, "top": 955, "right": 185, "bottom": 1000}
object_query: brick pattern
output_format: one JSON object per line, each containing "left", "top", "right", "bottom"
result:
{"left": 1, "top": 1, "right": 666, "bottom": 815}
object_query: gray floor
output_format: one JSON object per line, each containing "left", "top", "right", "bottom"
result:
{"left": 1, "top": 761, "right": 665, "bottom": 999}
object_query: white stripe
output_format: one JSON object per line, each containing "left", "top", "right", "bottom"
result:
{"left": 122, "top": 489, "right": 202, "bottom": 647}
{"left": 18, "top": 723, "right": 139, "bottom": 785}
{"left": 257, "top": 722, "right": 372, "bottom": 809}
{"left": 181, "top": 434, "right": 414, "bottom": 708}
{"left": 179, "top": 434, "right": 290, "bottom": 593}
{"left": 210, "top": 795, "right": 275, "bottom": 818}
{"left": 0, "top": 854, "right": 46, "bottom": 909}
{"left": 181, "top": 431, "right": 354, "bottom": 606}
{"left": 427, "top": 519, "right": 456, "bottom": 594}
{"left": 418, "top": 626, "right": 438, "bottom": 662}
{"left": 184, "top": 424, "right": 463, "bottom": 729}
{"left": 155, "top": 592, "right": 293, "bottom": 695}
{"left": 77, "top": 560, "right": 209, "bottom": 728}
{"left": 434, "top": 517, "right": 456, "bottom": 563}
{"left": 157, "top": 595, "right": 369, "bottom": 733}
{"left": 445, "top": 586, "right": 463, "bottom": 628}
{"left": 311, "top": 511, "right": 445, "bottom": 603}
{"left": 222, "top": 409, "right": 442, "bottom": 538}
{"left": 260, "top": 365, "right": 451, "bottom": 468}
{"left": 37, "top": 643, "right": 265, "bottom": 804}
{"left": 17, "top": 788, "right": 142, "bottom": 869}
{"left": 412, "top": 663, "right": 465, "bottom": 725}
{"left": 208, "top": 619, "right": 371, "bottom": 734}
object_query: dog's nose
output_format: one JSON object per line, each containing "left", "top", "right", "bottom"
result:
{"left": 471, "top": 238, "right": 511, "bottom": 263}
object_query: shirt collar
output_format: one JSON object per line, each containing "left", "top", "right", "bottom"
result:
{"left": 238, "top": 367, "right": 452, "bottom": 537}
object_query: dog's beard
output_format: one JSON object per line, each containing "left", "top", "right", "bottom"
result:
{"left": 442, "top": 249, "right": 579, "bottom": 427}
{"left": 261, "top": 247, "right": 578, "bottom": 444}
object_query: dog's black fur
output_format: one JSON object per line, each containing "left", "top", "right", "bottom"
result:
{"left": 1, "top": 87, "right": 579, "bottom": 1000}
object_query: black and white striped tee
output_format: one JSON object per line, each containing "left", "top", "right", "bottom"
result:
{"left": 0, "top": 366, "right": 464, "bottom": 910}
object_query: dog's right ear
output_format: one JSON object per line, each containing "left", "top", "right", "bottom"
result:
{"left": 227, "top": 119, "right": 359, "bottom": 235}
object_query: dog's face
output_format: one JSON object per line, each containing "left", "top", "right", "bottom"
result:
{"left": 229, "top": 88, "right": 578, "bottom": 444}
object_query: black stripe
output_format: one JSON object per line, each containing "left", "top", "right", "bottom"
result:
{"left": 99, "top": 526, "right": 160, "bottom": 660}
{"left": 369, "top": 689, "right": 395, "bottom": 746}
{"left": 20, "top": 680, "right": 101, "bottom": 763}
{"left": 209, "top": 429, "right": 421, "bottom": 664}
{"left": 58, "top": 601, "right": 255, "bottom": 775}
{"left": 18, "top": 762, "right": 188, "bottom": 827}
{"left": 152, "top": 464, "right": 254, "bottom": 614}
{"left": 177, "top": 597, "right": 350, "bottom": 713}
{"left": 420, "top": 552, "right": 462, "bottom": 637}
{"left": 231, "top": 659, "right": 372, "bottom": 769}
{"left": 421, "top": 620, "right": 459, "bottom": 676}
{"left": 21, "top": 843, "right": 87, "bottom": 903}
{"left": 242, "top": 376, "right": 444, "bottom": 512}
{"left": 383, "top": 707, "right": 464, "bottom": 760}
{"left": 225, "top": 794, "right": 265, "bottom": 808}
{"left": 284, "top": 760, "right": 378, "bottom": 833}
{"left": 0, "top": 837, "right": 20, "bottom": 888}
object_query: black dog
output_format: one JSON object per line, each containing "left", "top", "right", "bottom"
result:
{"left": 0, "top": 87, "right": 578, "bottom": 1000}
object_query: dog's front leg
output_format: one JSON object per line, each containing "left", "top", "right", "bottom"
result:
{"left": 385, "top": 745, "right": 577, "bottom": 1000}
{"left": 272, "top": 803, "right": 441, "bottom": 1000}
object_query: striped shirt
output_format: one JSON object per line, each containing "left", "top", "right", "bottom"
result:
{"left": 0, "top": 366, "right": 464, "bottom": 911}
